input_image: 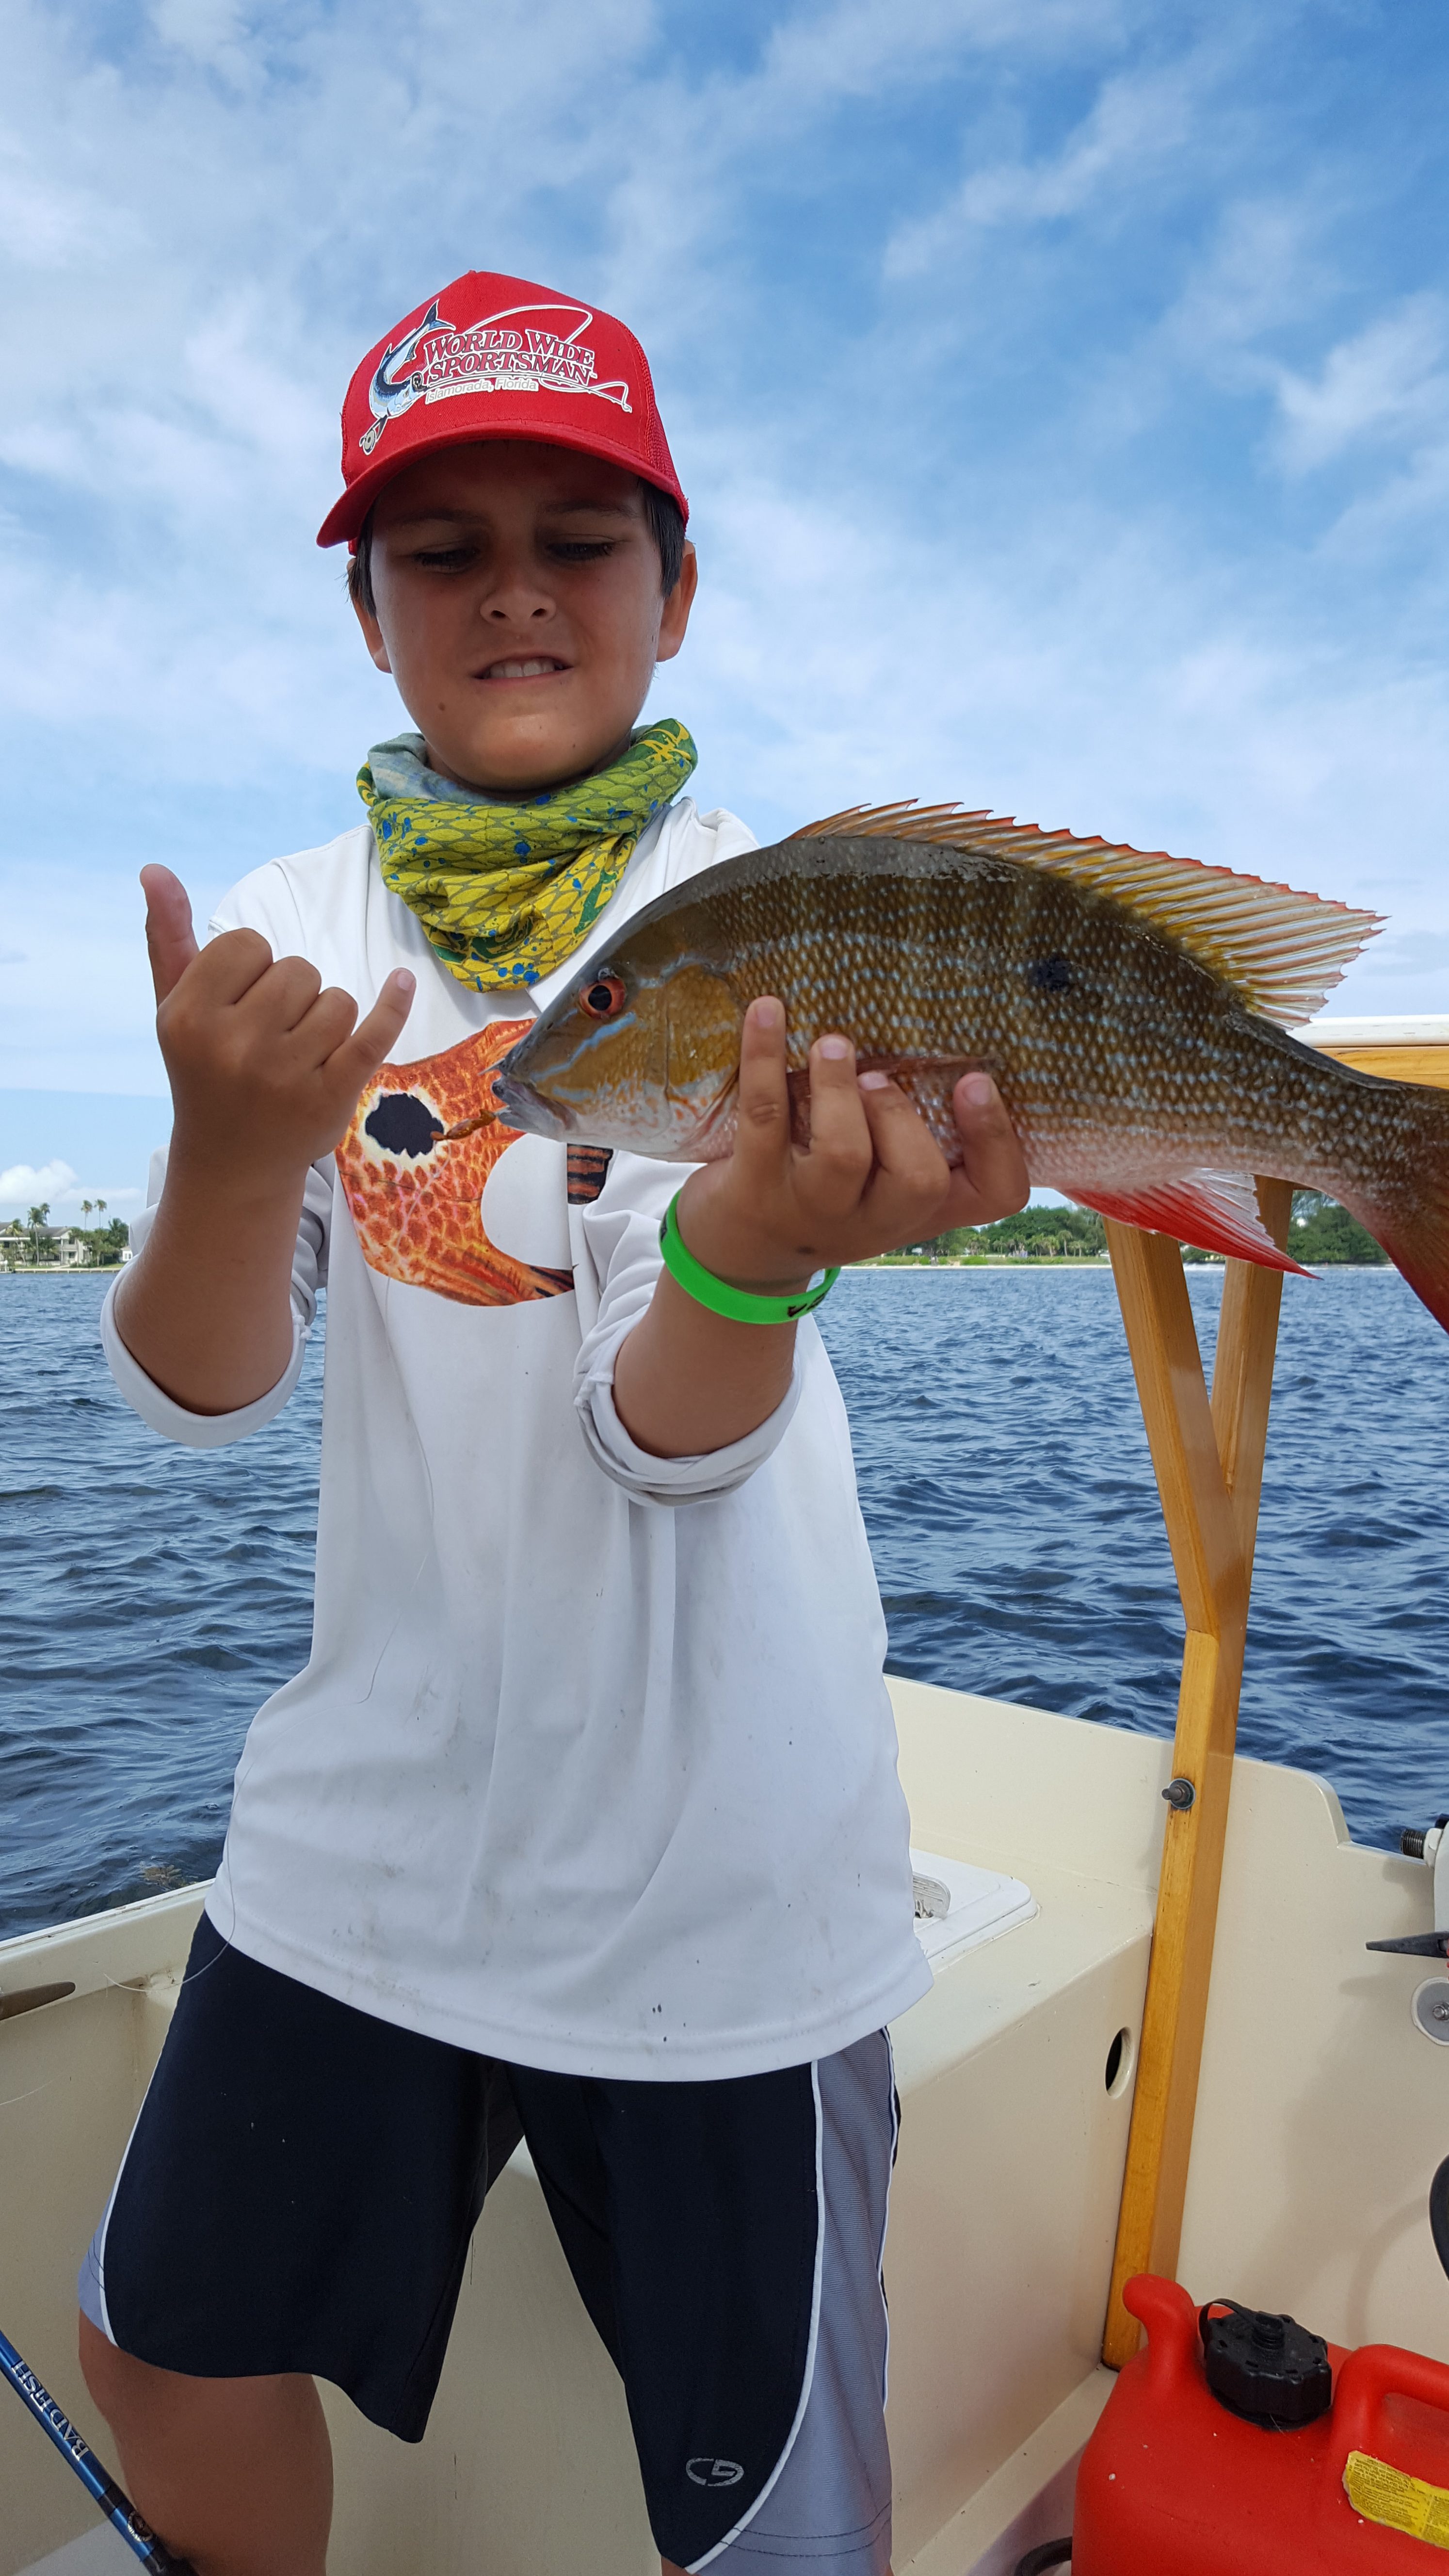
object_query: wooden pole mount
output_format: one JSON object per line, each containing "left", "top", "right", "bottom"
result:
{"left": 1101, "top": 1181, "right": 1292, "bottom": 2367}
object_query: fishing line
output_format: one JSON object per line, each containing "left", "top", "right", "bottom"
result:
{"left": 0, "top": 2323, "right": 195, "bottom": 2573}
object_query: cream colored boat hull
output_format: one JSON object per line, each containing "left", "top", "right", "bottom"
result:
{"left": 4, "top": 1680, "right": 1445, "bottom": 2575}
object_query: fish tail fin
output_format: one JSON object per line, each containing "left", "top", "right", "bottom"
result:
{"left": 1341, "top": 1088, "right": 1449, "bottom": 1334}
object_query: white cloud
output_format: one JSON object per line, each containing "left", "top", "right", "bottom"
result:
{"left": 149, "top": 0, "right": 251, "bottom": 68}
{"left": 679, "top": 450, "right": 1449, "bottom": 1014}
{"left": 1272, "top": 295, "right": 1449, "bottom": 473}
{"left": 886, "top": 54, "right": 1206, "bottom": 275}
{"left": 4, "top": 0, "right": 1449, "bottom": 1085}
{"left": 0, "top": 1160, "right": 142, "bottom": 1220}
{"left": 0, "top": 863, "right": 170, "bottom": 1093}
{"left": 1164, "top": 194, "right": 1326, "bottom": 363}
{"left": 757, "top": 0, "right": 1125, "bottom": 107}
{"left": 0, "top": 1159, "right": 77, "bottom": 1205}
{"left": 1152, "top": 219, "right": 1449, "bottom": 565}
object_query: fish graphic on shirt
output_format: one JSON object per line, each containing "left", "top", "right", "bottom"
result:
{"left": 336, "top": 1021, "right": 592, "bottom": 1307}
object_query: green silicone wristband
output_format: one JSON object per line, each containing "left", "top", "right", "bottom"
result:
{"left": 659, "top": 1194, "right": 840, "bottom": 1324}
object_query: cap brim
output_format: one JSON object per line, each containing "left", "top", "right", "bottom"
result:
{"left": 317, "top": 415, "right": 688, "bottom": 548}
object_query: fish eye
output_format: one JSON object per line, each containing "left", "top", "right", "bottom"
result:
{"left": 579, "top": 972, "right": 627, "bottom": 1021}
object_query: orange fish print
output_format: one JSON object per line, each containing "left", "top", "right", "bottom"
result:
{"left": 336, "top": 1022, "right": 574, "bottom": 1307}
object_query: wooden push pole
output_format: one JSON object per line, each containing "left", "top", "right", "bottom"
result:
{"left": 1101, "top": 1179, "right": 1293, "bottom": 2366}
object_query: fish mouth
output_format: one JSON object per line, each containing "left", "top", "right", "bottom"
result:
{"left": 494, "top": 1068, "right": 574, "bottom": 1140}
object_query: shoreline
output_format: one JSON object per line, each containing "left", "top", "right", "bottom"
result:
{"left": 850, "top": 1257, "right": 1391, "bottom": 1274}
{"left": 856, "top": 1256, "right": 1113, "bottom": 1270}
{"left": 3, "top": 1260, "right": 1394, "bottom": 1281}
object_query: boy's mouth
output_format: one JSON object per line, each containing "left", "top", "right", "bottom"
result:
{"left": 475, "top": 656, "right": 572, "bottom": 682}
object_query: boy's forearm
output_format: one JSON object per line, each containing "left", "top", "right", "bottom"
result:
{"left": 112, "top": 1153, "right": 308, "bottom": 1416}
{"left": 612, "top": 1273, "right": 797, "bottom": 1458}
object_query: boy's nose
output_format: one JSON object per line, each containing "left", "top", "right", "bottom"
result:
{"left": 478, "top": 554, "right": 556, "bottom": 623}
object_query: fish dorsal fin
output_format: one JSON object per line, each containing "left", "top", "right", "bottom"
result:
{"left": 790, "top": 799, "right": 1383, "bottom": 1028}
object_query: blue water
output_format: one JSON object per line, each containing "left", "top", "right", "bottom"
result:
{"left": 3, "top": 1266, "right": 1448, "bottom": 1943}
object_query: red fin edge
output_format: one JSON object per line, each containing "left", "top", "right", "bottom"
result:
{"left": 1066, "top": 1177, "right": 1313, "bottom": 1276}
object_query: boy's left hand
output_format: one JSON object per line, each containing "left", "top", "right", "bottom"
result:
{"left": 676, "top": 996, "right": 1029, "bottom": 1290}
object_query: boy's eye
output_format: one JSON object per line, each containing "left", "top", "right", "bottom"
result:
{"left": 406, "top": 539, "right": 616, "bottom": 571}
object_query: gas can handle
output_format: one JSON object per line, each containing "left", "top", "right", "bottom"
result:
{"left": 1331, "top": 2341, "right": 1449, "bottom": 2464}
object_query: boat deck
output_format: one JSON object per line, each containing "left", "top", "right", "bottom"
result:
{"left": 4, "top": 1680, "right": 1445, "bottom": 2574}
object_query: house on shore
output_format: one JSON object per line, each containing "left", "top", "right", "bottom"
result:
{"left": 0, "top": 1224, "right": 105, "bottom": 1271}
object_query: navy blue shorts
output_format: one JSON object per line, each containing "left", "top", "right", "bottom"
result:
{"left": 82, "top": 1915, "right": 899, "bottom": 2575}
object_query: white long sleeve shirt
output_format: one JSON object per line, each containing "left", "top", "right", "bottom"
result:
{"left": 103, "top": 796, "right": 930, "bottom": 2077}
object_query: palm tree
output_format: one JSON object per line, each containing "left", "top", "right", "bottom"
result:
{"left": 81, "top": 1199, "right": 93, "bottom": 1221}
{"left": 96, "top": 1199, "right": 107, "bottom": 1219}
{"left": 27, "top": 1203, "right": 49, "bottom": 1229}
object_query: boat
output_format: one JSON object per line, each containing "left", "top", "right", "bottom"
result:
{"left": 5, "top": 1014, "right": 1449, "bottom": 2576}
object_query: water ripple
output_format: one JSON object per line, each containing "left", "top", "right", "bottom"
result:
{"left": 817, "top": 1265, "right": 1449, "bottom": 1862}
{"left": 0, "top": 1278, "right": 324, "bottom": 1939}
{"left": 2, "top": 1264, "right": 1448, "bottom": 1942}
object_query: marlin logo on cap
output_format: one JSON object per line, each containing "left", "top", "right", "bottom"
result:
{"left": 359, "top": 297, "right": 631, "bottom": 457}
{"left": 359, "top": 301, "right": 452, "bottom": 456}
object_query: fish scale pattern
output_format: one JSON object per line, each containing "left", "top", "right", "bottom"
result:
{"left": 499, "top": 828, "right": 1449, "bottom": 1329}
{"left": 793, "top": 799, "right": 1382, "bottom": 1028}
{"left": 716, "top": 852, "right": 1301, "bottom": 1163}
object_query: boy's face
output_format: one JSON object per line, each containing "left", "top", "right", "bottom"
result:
{"left": 354, "top": 440, "right": 697, "bottom": 795}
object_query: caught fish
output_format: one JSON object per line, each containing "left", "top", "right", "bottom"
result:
{"left": 495, "top": 801, "right": 1449, "bottom": 1330}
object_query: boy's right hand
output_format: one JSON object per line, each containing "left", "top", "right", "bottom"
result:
{"left": 143, "top": 865, "right": 415, "bottom": 1191}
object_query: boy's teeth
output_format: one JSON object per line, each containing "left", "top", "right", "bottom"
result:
{"left": 486, "top": 657, "right": 563, "bottom": 679}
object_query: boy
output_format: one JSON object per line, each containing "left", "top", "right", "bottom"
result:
{"left": 78, "top": 270, "right": 1027, "bottom": 2576}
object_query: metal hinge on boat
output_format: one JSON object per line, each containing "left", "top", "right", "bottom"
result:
{"left": 1367, "top": 1816, "right": 1449, "bottom": 2041}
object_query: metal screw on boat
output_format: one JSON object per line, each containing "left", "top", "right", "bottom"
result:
{"left": 1162, "top": 1777, "right": 1195, "bottom": 1811}
{"left": 1411, "top": 1979, "right": 1449, "bottom": 2045}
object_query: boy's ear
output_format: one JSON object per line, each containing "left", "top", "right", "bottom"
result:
{"left": 352, "top": 591, "right": 393, "bottom": 675}
{"left": 656, "top": 540, "right": 698, "bottom": 665}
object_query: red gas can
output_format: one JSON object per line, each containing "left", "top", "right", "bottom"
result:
{"left": 1072, "top": 2274, "right": 1449, "bottom": 2572}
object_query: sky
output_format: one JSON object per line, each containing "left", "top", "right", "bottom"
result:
{"left": 2, "top": 0, "right": 1448, "bottom": 1219}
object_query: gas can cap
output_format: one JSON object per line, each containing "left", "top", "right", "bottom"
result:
{"left": 1199, "top": 2299, "right": 1333, "bottom": 2428}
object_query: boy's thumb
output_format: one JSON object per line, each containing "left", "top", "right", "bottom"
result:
{"left": 142, "top": 865, "right": 200, "bottom": 1004}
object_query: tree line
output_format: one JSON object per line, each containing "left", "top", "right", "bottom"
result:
{"left": 903, "top": 1192, "right": 1385, "bottom": 1264}
{"left": 1, "top": 1200, "right": 130, "bottom": 1267}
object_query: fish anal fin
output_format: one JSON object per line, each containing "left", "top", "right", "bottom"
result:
{"left": 789, "top": 799, "right": 1382, "bottom": 1025}
{"left": 1066, "top": 1172, "right": 1313, "bottom": 1276}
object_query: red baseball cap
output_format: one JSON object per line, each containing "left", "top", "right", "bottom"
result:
{"left": 317, "top": 268, "right": 688, "bottom": 548}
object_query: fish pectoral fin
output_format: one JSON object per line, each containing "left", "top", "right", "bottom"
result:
{"left": 1065, "top": 1171, "right": 1313, "bottom": 1275}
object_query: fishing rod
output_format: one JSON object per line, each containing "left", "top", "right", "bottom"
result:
{"left": 0, "top": 2324, "right": 196, "bottom": 2575}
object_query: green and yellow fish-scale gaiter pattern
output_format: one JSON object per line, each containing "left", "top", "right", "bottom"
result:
{"left": 358, "top": 718, "right": 697, "bottom": 989}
